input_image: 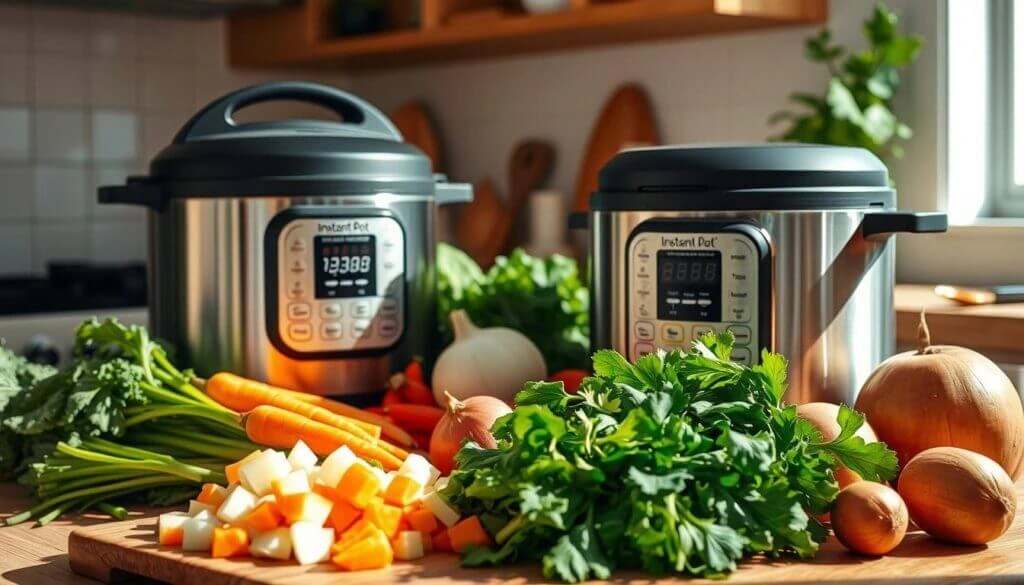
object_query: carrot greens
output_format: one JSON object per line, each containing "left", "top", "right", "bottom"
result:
{"left": 2, "top": 318, "right": 256, "bottom": 525}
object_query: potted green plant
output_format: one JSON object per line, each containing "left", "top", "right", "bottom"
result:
{"left": 770, "top": 3, "right": 923, "bottom": 162}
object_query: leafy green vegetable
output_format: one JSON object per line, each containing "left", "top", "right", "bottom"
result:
{"left": 442, "top": 334, "right": 899, "bottom": 581}
{"left": 769, "top": 2, "right": 922, "bottom": 161}
{"left": 3, "top": 319, "right": 258, "bottom": 525}
{"left": 437, "top": 243, "right": 589, "bottom": 373}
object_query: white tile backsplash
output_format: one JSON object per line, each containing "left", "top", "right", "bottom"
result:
{"left": 0, "top": 107, "right": 31, "bottom": 161}
{"left": 89, "top": 12, "right": 136, "bottom": 58}
{"left": 0, "top": 5, "right": 30, "bottom": 52}
{"left": 33, "top": 54, "right": 90, "bottom": 107}
{"left": 91, "top": 110, "right": 137, "bottom": 162}
{"left": 137, "top": 16, "right": 197, "bottom": 62}
{"left": 89, "top": 219, "right": 146, "bottom": 263}
{"left": 32, "top": 220, "right": 89, "bottom": 271}
{"left": 0, "top": 52, "right": 31, "bottom": 104}
{"left": 34, "top": 108, "right": 89, "bottom": 162}
{"left": 90, "top": 58, "right": 137, "bottom": 108}
{"left": 0, "top": 224, "right": 33, "bottom": 275}
{"left": 0, "top": 165, "right": 35, "bottom": 220}
{"left": 31, "top": 6, "right": 90, "bottom": 55}
{"left": 142, "top": 113, "right": 186, "bottom": 160}
{"left": 34, "top": 166, "right": 87, "bottom": 219}
{"left": 139, "top": 61, "right": 196, "bottom": 113}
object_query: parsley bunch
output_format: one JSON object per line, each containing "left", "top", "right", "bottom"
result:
{"left": 441, "top": 334, "right": 898, "bottom": 581}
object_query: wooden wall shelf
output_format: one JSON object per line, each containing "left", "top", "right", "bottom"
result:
{"left": 228, "top": 0, "right": 827, "bottom": 70}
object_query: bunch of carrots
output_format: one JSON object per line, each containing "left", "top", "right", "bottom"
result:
{"left": 370, "top": 360, "right": 446, "bottom": 449}
{"left": 201, "top": 373, "right": 414, "bottom": 471}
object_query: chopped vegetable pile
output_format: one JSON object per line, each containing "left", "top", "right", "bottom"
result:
{"left": 157, "top": 440, "right": 471, "bottom": 571}
{"left": 441, "top": 334, "right": 900, "bottom": 581}
{"left": 436, "top": 243, "right": 589, "bottom": 373}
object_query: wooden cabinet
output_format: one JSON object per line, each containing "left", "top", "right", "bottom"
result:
{"left": 228, "top": 0, "right": 827, "bottom": 70}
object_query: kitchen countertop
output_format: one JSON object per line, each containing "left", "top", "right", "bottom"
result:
{"left": 6, "top": 480, "right": 1024, "bottom": 584}
{"left": 895, "top": 284, "right": 1024, "bottom": 363}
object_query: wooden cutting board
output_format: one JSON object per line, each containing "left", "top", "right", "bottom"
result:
{"left": 573, "top": 83, "right": 659, "bottom": 212}
{"left": 66, "top": 489, "right": 1024, "bottom": 585}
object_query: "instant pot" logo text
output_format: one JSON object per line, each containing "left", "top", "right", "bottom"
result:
{"left": 660, "top": 235, "right": 718, "bottom": 248}
{"left": 318, "top": 221, "right": 370, "bottom": 234}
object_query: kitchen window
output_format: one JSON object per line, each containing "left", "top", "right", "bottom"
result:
{"left": 946, "top": 0, "right": 1023, "bottom": 222}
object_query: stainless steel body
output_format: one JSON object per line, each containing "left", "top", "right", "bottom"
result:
{"left": 149, "top": 194, "right": 438, "bottom": 396}
{"left": 591, "top": 208, "right": 895, "bottom": 405}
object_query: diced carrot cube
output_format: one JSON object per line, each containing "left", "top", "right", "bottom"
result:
{"left": 277, "top": 492, "right": 333, "bottom": 526}
{"left": 241, "top": 501, "right": 283, "bottom": 533}
{"left": 211, "top": 526, "right": 249, "bottom": 558}
{"left": 335, "top": 463, "right": 381, "bottom": 509}
{"left": 383, "top": 475, "right": 422, "bottom": 507}
{"left": 197, "top": 483, "right": 227, "bottom": 507}
{"left": 332, "top": 527, "right": 393, "bottom": 571}
{"left": 313, "top": 483, "right": 335, "bottom": 500}
{"left": 159, "top": 525, "right": 184, "bottom": 547}
{"left": 448, "top": 516, "right": 492, "bottom": 553}
{"left": 406, "top": 508, "right": 438, "bottom": 534}
{"left": 364, "top": 497, "right": 402, "bottom": 539}
{"left": 332, "top": 519, "right": 376, "bottom": 555}
{"left": 329, "top": 501, "right": 362, "bottom": 534}
{"left": 224, "top": 451, "right": 261, "bottom": 485}
{"left": 431, "top": 529, "right": 453, "bottom": 553}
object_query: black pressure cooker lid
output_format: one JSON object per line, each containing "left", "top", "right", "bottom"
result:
{"left": 100, "top": 82, "right": 440, "bottom": 209}
{"left": 591, "top": 144, "right": 895, "bottom": 211}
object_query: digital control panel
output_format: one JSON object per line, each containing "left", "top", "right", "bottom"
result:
{"left": 627, "top": 225, "right": 767, "bottom": 365}
{"left": 272, "top": 215, "right": 405, "bottom": 356}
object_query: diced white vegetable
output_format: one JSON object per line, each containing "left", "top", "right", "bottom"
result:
{"left": 216, "top": 484, "right": 257, "bottom": 524}
{"left": 239, "top": 450, "right": 292, "bottom": 496}
{"left": 397, "top": 453, "right": 433, "bottom": 486}
{"left": 434, "top": 476, "right": 450, "bottom": 491}
{"left": 305, "top": 465, "right": 322, "bottom": 487}
{"left": 273, "top": 469, "right": 311, "bottom": 496}
{"left": 256, "top": 494, "right": 277, "bottom": 506}
{"left": 157, "top": 512, "right": 189, "bottom": 544}
{"left": 289, "top": 521, "right": 334, "bottom": 565}
{"left": 250, "top": 527, "right": 292, "bottom": 560}
{"left": 288, "top": 440, "right": 318, "bottom": 471}
{"left": 187, "top": 499, "right": 217, "bottom": 517}
{"left": 421, "top": 491, "right": 460, "bottom": 527}
{"left": 181, "top": 511, "right": 216, "bottom": 552}
{"left": 290, "top": 492, "right": 333, "bottom": 527}
{"left": 318, "top": 446, "right": 357, "bottom": 488}
{"left": 392, "top": 531, "right": 425, "bottom": 561}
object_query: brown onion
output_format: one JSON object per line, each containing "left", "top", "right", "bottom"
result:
{"left": 831, "top": 481, "right": 908, "bottom": 556}
{"left": 855, "top": 312, "right": 1024, "bottom": 480}
{"left": 429, "top": 391, "right": 512, "bottom": 475}
{"left": 898, "top": 447, "right": 1016, "bottom": 545}
{"left": 797, "top": 402, "right": 879, "bottom": 488}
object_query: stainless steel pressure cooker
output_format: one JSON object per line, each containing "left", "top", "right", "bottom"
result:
{"left": 582, "top": 144, "right": 947, "bottom": 405}
{"left": 99, "top": 82, "right": 471, "bottom": 400}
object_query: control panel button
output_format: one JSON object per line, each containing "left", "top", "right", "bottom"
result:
{"left": 730, "top": 347, "right": 752, "bottom": 364}
{"left": 380, "top": 319, "right": 399, "bottom": 337}
{"left": 635, "top": 342, "right": 655, "bottom": 356}
{"left": 289, "top": 259, "right": 306, "bottom": 274}
{"left": 289, "top": 238, "right": 306, "bottom": 253}
{"left": 287, "top": 303, "right": 311, "bottom": 320}
{"left": 288, "top": 323, "right": 312, "bottom": 342}
{"left": 287, "top": 280, "right": 305, "bottom": 299}
{"left": 728, "top": 304, "right": 750, "bottom": 322}
{"left": 321, "top": 322, "right": 343, "bottom": 340}
{"left": 660, "top": 323, "right": 686, "bottom": 343}
{"left": 635, "top": 321, "right": 655, "bottom": 341}
{"left": 352, "top": 320, "right": 370, "bottom": 336}
{"left": 352, "top": 300, "right": 372, "bottom": 319}
{"left": 320, "top": 303, "right": 343, "bottom": 320}
{"left": 691, "top": 325, "right": 715, "bottom": 340}
{"left": 637, "top": 303, "right": 652, "bottom": 318}
{"left": 381, "top": 298, "right": 399, "bottom": 314}
{"left": 727, "top": 325, "right": 752, "bottom": 344}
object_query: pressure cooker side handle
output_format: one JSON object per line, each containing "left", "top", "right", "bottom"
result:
{"left": 434, "top": 174, "right": 473, "bottom": 206}
{"left": 861, "top": 211, "right": 948, "bottom": 241}
{"left": 98, "top": 181, "right": 165, "bottom": 212}
{"left": 175, "top": 81, "right": 403, "bottom": 143}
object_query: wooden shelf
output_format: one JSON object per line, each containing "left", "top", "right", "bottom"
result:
{"left": 228, "top": 0, "right": 827, "bottom": 70}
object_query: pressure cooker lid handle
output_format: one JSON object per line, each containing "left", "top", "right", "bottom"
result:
{"left": 174, "top": 81, "right": 403, "bottom": 143}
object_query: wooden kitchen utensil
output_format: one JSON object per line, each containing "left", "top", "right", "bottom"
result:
{"left": 390, "top": 101, "right": 444, "bottom": 172}
{"left": 573, "top": 83, "right": 659, "bottom": 212}
{"left": 456, "top": 140, "right": 554, "bottom": 267}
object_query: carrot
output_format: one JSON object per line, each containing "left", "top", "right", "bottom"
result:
{"left": 383, "top": 475, "right": 422, "bottom": 507}
{"left": 364, "top": 497, "right": 403, "bottom": 538}
{"left": 400, "top": 380, "right": 436, "bottom": 406}
{"left": 332, "top": 527, "right": 393, "bottom": 571}
{"left": 431, "top": 529, "right": 453, "bottom": 552}
{"left": 406, "top": 508, "right": 438, "bottom": 534}
{"left": 197, "top": 483, "right": 226, "bottom": 507}
{"left": 382, "top": 388, "right": 404, "bottom": 408}
{"left": 365, "top": 406, "right": 388, "bottom": 416}
{"left": 211, "top": 526, "right": 249, "bottom": 558}
{"left": 448, "top": 516, "right": 492, "bottom": 553}
{"left": 335, "top": 463, "right": 382, "bottom": 509}
{"left": 386, "top": 404, "right": 444, "bottom": 433}
{"left": 205, "top": 372, "right": 381, "bottom": 440}
{"left": 329, "top": 501, "right": 362, "bottom": 534}
{"left": 281, "top": 388, "right": 416, "bottom": 448}
{"left": 243, "top": 405, "right": 404, "bottom": 470}
{"left": 242, "top": 501, "right": 284, "bottom": 532}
